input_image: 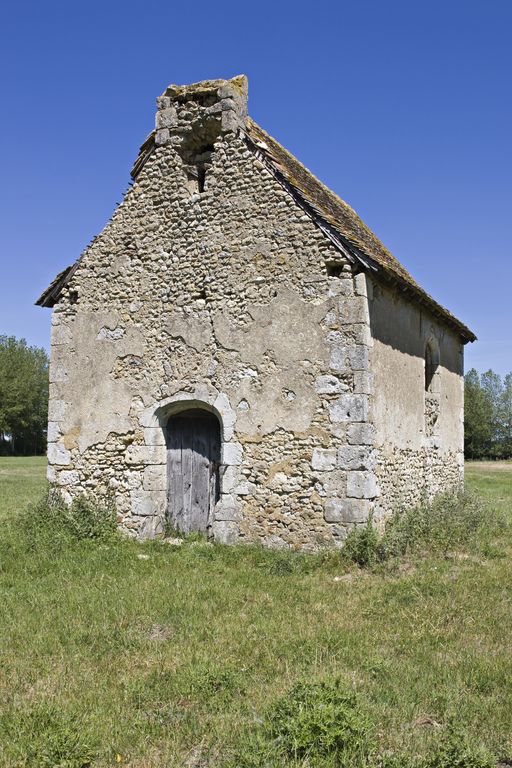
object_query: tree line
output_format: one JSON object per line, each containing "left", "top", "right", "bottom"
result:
{"left": 464, "top": 368, "right": 512, "bottom": 459}
{"left": 0, "top": 336, "right": 49, "bottom": 455}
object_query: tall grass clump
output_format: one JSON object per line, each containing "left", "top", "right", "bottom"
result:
{"left": 16, "top": 487, "right": 118, "bottom": 550}
{"left": 232, "top": 677, "right": 373, "bottom": 767}
{"left": 342, "top": 491, "right": 505, "bottom": 569}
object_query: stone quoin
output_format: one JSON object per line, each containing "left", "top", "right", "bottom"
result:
{"left": 37, "top": 75, "right": 476, "bottom": 549}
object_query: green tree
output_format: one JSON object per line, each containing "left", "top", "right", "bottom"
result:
{"left": 501, "top": 373, "right": 512, "bottom": 458}
{"left": 0, "top": 336, "right": 49, "bottom": 455}
{"left": 480, "top": 369, "right": 504, "bottom": 456}
{"left": 464, "top": 368, "right": 493, "bottom": 459}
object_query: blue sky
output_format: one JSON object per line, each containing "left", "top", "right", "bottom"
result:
{"left": 1, "top": 0, "right": 510, "bottom": 375}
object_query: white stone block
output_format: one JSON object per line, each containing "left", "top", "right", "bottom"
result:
{"left": 131, "top": 490, "right": 158, "bottom": 516}
{"left": 214, "top": 495, "right": 241, "bottom": 521}
{"left": 325, "top": 498, "right": 370, "bottom": 523}
{"left": 347, "top": 345, "right": 369, "bottom": 371}
{"left": 337, "top": 446, "right": 375, "bottom": 471}
{"left": 339, "top": 296, "right": 368, "bottom": 324}
{"left": 48, "top": 399, "right": 67, "bottom": 421}
{"left": 324, "top": 498, "right": 344, "bottom": 522}
{"left": 143, "top": 465, "right": 167, "bottom": 491}
{"left": 353, "top": 272, "right": 368, "bottom": 297}
{"left": 311, "top": 448, "right": 337, "bottom": 471}
{"left": 328, "top": 395, "right": 368, "bottom": 423}
{"left": 47, "top": 442, "right": 71, "bottom": 466}
{"left": 47, "top": 422, "right": 61, "bottom": 443}
{"left": 49, "top": 363, "right": 68, "bottom": 383}
{"left": 212, "top": 520, "right": 239, "bottom": 544}
{"left": 220, "top": 465, "right": 240, "bottom": 493}
{"left": 346, "top": 471, "right": 379, "bottom": 499}
{"left": 352, "top": 324, "right": 372, "bottom": 346}
{"left": 47, "top": 466, "right": 57, "bottom": 483}
{"left": 315, "top": 375, "right": 346, "bottom": 395}
{"left": 126, "top": 445, "right": 164, "bottom": 465}
{"left": 140, "top": 515, "right": 164, "bottom": 539}
{"left": 143, "top": 427, "right": 166, "bottom": 447}
{"left": 353, "top": 372, "right": 373, "bottom": 395}
{"left": 329, "top": 347, "right": 348, "bottom": 373}
{"left": 51, "top": 324, "right": 72, "bottom": 345}
{"left": 222, "top": 442, "right": 242, "bottom": 466}
{"left": 58, "top": 470, "right": 80, "bottom": 486}
{"left": 347, "top": 423, "right": 375, "bottom": 445}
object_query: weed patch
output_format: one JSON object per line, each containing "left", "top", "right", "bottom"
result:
{"left": 342, "top": 491, "right": 505, "bottom": 570}
{"left": 17, "top": 488, "right": 118, "bottom": 550}
{"left": 0, "top": 704, "right": 94, "bottom": 767}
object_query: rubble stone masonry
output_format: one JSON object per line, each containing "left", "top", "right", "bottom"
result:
{"left": 45, "top": 77, "right": 465, "bottom": 548}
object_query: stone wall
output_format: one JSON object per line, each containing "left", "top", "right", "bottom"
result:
{"left": 367, "top": 277, "right": 465, "bottom": 523}
{"left": 46, "top": 77, "right": 380, "bottom": 549}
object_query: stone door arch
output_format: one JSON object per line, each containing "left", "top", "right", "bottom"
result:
{"left": 165, "top": 408, "right": 221, "bottom": 534}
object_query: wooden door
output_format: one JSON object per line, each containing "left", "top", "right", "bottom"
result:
{"left": 166, "top": 409, "right": 221, "bottom": 534}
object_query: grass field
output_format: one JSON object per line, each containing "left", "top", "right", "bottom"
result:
{"left": 0, "top": 457, "right": 510, "bottom": 766}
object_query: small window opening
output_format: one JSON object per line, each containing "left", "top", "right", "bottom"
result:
{"left": 68, "top": 290, "right": 78, "bottom": 305}
{"left": 326, "top": 263, "right": 343, "bottom": 278}
{"left": 178, "top": 136, "right": 215, "bottom": 195}
{"left": 425, "top": 342, "right": 438, "bottom": 392}
{"left": 197, "top": 164, "right": 206, "bottom": 193}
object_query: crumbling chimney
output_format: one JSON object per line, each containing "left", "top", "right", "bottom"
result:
{"left": 155, "top": 75, "right": 248, "bottom": 146}
{"left": 154, "top": 75, "right": 248, "bottom": 193}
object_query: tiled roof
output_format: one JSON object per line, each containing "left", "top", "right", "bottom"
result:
{"left": 245, "top": 119, "right": 475, "bottom": 343}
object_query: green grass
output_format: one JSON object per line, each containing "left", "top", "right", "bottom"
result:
{"left": 0, "top": 458, "right": 511, "bottom": 766}
{"left": 0, "top": 456, "right": 47, "bottom": 521}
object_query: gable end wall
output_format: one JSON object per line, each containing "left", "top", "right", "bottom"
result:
{"left": 46, "top": 131, "right": 379, "bottom": 549}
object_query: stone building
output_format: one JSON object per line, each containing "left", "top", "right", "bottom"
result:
{"left": 37, "top": 76, "right": 475, "bottom": 549}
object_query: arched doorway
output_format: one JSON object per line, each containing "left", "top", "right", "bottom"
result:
{"left": 165, "top": 408, "right": 221, "bottom": 534}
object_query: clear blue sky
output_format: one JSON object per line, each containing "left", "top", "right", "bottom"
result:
{"left": 1, "top": 0, "right": 510, "bottom": 375}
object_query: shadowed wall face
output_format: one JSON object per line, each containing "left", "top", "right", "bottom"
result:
{"left": 368, "top": 277, "right": 464, "bottom": 517}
